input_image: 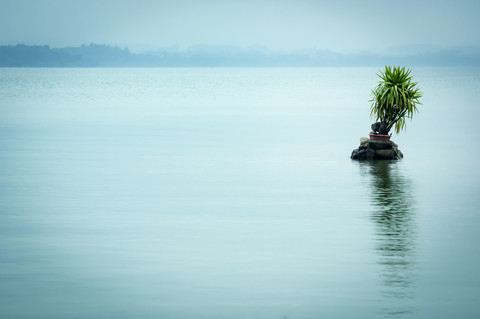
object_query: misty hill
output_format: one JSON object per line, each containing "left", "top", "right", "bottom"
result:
{"left": 1, "top": 43, "right": 479, "bottom": 67}
{"left": 0, "top": 44, "right": 133, "bottom": 67}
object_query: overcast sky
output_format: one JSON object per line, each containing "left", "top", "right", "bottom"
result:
{"left": 1, "top": 0, "right": 479, "bottom": 53}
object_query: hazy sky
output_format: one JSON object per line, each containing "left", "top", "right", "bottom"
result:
{"left": 1, "top": 0, "right": 479, "bottom": 53}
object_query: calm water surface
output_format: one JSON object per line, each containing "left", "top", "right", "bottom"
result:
{"left": 1, "top": 68, "right": 480, "bottom": 318}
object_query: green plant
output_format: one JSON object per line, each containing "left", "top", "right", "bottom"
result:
{"left": 369, "top": 66, "right": 422, "bottom": 135}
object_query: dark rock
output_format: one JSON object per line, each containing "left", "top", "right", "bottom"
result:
{"left": 396, "top": 149, "right": 404, "bottom": 159}
{"left": 351, "top": 148, "right": 364, "bottom": 159}
{"left": 351, "top": 147, "right": 376, "bottom": 160}
{"left": 371, "top": 122, "right": 382, "bottom": 133}
{"left": 366, "top": 147, "right": 375, "bottom": 160}
{"left": 358, "top": 137, "right": 370, "bottom": 149}
{"left": 351, "top": 137, "right": 403, "bottom": 160}
{"left": 369, "top": 140, "right": 393, "bottom": 150}
{"left": 359, "top": 143, "right": 369, "bottom": 150}
{"left": 375, "top": 148, "right": 396, "bottom": 160}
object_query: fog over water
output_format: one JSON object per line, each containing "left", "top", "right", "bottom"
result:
{"left": 0, "top": 67, "right": 479, "bottom": 318}
{"left": 1, "top": 0, "right": 479, "bottom": 54}
{"left": 1, "top": 1, "right": 480, "bottom": 318}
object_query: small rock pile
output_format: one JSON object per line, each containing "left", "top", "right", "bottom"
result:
{"left": 351, "top": 137, "right": 403, "bottom": 160}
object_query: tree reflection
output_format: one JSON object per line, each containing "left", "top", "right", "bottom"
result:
{"left": 358, "top": 160, "right": 417, "bottom": 317}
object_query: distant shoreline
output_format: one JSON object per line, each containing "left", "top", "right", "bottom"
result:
{"left": 1, "top": 44, "right": 479, "bottom": 67}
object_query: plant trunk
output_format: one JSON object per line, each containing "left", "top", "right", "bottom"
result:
{"left": 378, "top": 121, "right": 390, "bottom": 135}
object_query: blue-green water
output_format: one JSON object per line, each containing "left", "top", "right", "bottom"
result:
{"left": 1, "top": 67, "right": 480, "bottom": 318}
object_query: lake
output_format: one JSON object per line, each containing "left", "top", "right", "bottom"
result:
{"left": 1, "top": 67, "right": 480, "bottom": 318}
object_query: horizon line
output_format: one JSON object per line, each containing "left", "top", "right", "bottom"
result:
{"left": 2, "top": 42, "right": 480, "bottom": 56}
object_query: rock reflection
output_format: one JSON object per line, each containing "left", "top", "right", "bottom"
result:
{"left": 359, "top": 160, "right": 417, "bottom": 317}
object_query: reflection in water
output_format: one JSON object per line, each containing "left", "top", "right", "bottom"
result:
{"left": 359, "top": 160, "right": 417, "bottom": 317}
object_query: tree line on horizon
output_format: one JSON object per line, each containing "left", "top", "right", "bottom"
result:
{"left": 0, "top": 43, "right": 479, "bottom": 67}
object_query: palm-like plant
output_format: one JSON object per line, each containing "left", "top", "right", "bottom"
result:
{"left": 369, "top": 66, "right": 422, "bottom": 135}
